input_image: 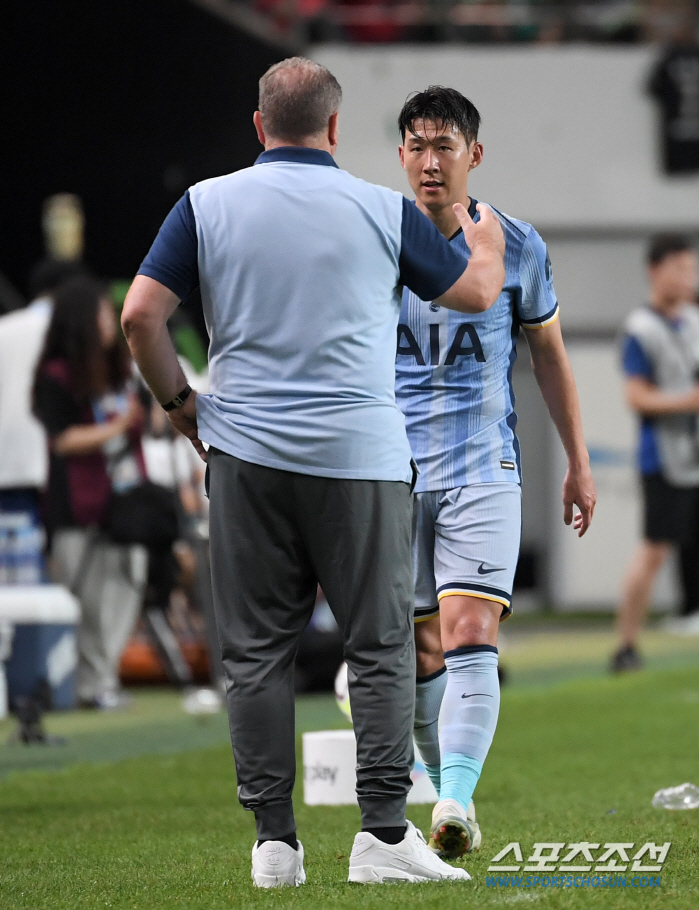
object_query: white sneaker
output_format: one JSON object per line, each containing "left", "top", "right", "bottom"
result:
{"left": 429, "top": 798, "right": 482, "bottom": 859}
{"left": 348, "top": 820, "right": 471, "bottom": 883}
{"left": 251, "top": 840, "right": 306, "bottom": 887}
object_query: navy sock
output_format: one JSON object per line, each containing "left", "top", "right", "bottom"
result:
{"left": 363, "top": 825, "right": 407, "bottom": 845}
{"left": 258, "top": 832, "right": 298, "bottom": 850}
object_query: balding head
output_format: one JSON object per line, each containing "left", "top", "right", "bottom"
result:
{"left": 258, "top": 57, "right": 342, "bottom": 144}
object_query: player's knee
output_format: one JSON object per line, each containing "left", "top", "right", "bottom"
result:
{"left": 416, "top": 649, "right": 443, "bottom": 677}
{"left": 440, "top": 596, "right": 501, "bottom": 649}
{"left": 414, "top": 618, "right": 444, "bottom": 676}
{"left": 415, "top": 638, "right": 443, "bottom": 676}
{"left": 448, "top": 618, "right": 491, "bottom": 648}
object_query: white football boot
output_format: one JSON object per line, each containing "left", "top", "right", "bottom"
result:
{"left": 348, "top": 820, "right": 471, "bottom": 883}
{"left": 429, "top": 798, "right": 482, "bottom": 859}
{"left": 251, "top": 839, "right": 306, "bottom": 887}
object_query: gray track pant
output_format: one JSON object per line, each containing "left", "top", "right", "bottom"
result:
{"left": 207, "top": 448, "right": 416, "bottom": 840}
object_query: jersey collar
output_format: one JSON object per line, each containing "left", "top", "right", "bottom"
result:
{"left": 255, "top": 147, "right": 339, "bottom": 168}
{"left": 448, "top": 197, "right": 479, "bottom": 241}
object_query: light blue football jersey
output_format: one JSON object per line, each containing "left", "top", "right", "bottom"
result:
{"left": 395, "top": 199, "right": 559, "bottom": 492}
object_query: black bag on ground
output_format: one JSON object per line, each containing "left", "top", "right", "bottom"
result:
{"left": 105, "top": 481, "right": 179, "bottom": 548}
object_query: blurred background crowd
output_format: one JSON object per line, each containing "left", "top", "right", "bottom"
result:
{"left": 0, "top": 195, "right": 342, "bottom": 721}
{"left": 255, "top": 0, "right": 697, "bottom": 47}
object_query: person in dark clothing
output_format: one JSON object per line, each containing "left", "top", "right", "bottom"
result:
{"left": 33, "top": 278, "right": 147, "bottom": 708}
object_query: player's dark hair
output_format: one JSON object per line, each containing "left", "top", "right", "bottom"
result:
{"left": 259, "top": 57, "right": 342, "bottom": 142}
{"left": 398, "top": 86, "right": 481, "bottom": 144}
{"left": 647, "top": 234, "right": 695, "bottom": 266}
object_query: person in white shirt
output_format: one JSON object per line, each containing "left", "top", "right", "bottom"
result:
{"left": 0, "top": 261, "right": 87, "bottom": 518}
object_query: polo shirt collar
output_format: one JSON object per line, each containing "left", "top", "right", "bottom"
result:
{"left": 255, "top": 147, "right": 339, "bottom": 168}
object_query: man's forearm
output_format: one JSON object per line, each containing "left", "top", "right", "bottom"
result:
{"left": 627, "top": 379, "right": 699, "bottom": 416}
{"left": 53, "top": 421, "right": 124, "bottom": 457}
{"left": 126, "top": 319, "right": 187, "bottom": 405}
{"left": 121, "top": 276, "right": 187, "bottom": 404}
{"left": 436, "top": 202, "right": 506, "bottom": 314}
{"left": 437, "top": 246, "right": 505, "bottom": 314}
{"left": 529, "top": 335, "right": 588, "bottom": 466}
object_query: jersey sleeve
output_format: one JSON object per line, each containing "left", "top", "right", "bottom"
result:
{"left": 398, "top": 197, "right": 467, "bottom": 301}
{"left": 621, "top": 333, "right": 654, "bottom": 381}
{"left": 137, "top": 191, "right": 199, "bottom": 301}
{"left": 517, "top": 228, "right": 559, "bottom": 329}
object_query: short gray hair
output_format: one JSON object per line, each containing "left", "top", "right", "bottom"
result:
{"left": 258, "top": 57, "right": 342, "bottom": 142}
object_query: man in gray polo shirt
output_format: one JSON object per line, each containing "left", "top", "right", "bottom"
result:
{"left": 122, "top": 57, "right": 504, "bottom": 887}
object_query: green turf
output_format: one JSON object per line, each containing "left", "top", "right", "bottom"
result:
{"left": 1, "top": 664, "right": 698, "bottom": 908}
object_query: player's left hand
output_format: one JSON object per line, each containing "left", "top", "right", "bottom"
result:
{"left": 167, "top": 391, "right": 207, "bottom": 462}
{"left": 562, "top": 462, "right": 596, "bottom": 537}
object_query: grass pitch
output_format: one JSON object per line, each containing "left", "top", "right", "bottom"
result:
{"left": 0, "top": 625, "right": 698, "bottom": 909}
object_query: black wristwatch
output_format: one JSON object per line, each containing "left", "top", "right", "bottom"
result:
{"left": 161, "top": 384, "right": 193, "bottom": 411}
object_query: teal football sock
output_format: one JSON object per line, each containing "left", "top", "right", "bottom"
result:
{"left": 439, "top": 645, "right": 500, "bottom": 811}
{"left": 440, "top": 753, "right": 482, "bottom": 811}
{"left": 414, "top": 666, "right": 447, "bottom": 794}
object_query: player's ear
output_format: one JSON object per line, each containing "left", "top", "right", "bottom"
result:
{"left": 398, "top": 143, "right": 406, "bottom": 169}
{"left": 469, "top": 141, "right": 484, "bottom": 172}
{"left": 253, "top": 111, "right": 266, "bottom": 147}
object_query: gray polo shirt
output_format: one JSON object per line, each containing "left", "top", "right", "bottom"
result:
{"left": 139, "top": 147, "right": 467, "bottom": 481}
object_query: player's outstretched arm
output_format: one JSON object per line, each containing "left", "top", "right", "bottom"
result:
{"left": 436, "top": 203, "right": 506, "bottom": 314}
{"left": 526, "top": 319, "right": 596, "bottom": 537}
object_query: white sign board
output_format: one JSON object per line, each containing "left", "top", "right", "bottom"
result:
{"left": 303, "top": 729, "right": 438, "bottom": 805}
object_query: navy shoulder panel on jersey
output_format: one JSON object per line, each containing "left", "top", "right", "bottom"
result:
{"left": 398, "top": 197, "right": 467, "bottom": 301}
{"left": 138, "top": 191, "right": 199, "bottom": 301}
{"left": 489, "top": 204, "right": 529, "bottom": 240}
{"left": 498, "top": 215, "right": 559, "bottom": 329}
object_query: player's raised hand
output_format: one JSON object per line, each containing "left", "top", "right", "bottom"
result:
{"left": 562, "top": 462, "right": 597, "bottom": 537}
{"left": 435, "top": 201, "right": 505, "bottom": 313}
{"left": 454, "top": 202, "right": 506, "bottom": 259}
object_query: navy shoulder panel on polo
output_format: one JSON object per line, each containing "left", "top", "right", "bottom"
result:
{"left": 138, "top": 190, "right": 199, "bottom": 301}
{"left": 398, "top": 197, "right": 468, "bottom": 302}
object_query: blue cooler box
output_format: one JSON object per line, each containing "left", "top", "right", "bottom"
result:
{"left": 0, "top": 586, "right": 80, "bottom": 710}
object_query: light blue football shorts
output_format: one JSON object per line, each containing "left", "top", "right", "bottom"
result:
{"left": 412, "top": 482, "right": 522, "bottom": 623}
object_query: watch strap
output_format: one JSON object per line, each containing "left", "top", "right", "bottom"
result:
{"left": 162, "top": 384, "right": 193, "bottom": 411}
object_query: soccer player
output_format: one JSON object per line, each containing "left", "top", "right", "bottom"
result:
{"left": 395, "top": 87, "right": 597, "bottom": 858}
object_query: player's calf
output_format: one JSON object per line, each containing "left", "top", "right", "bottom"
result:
{"left": 414, "top": 615, "right": 447, "bottom": 793}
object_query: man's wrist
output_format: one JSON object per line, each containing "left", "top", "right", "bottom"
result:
{"left": 161, "top": 384, "right": 193, "bottom": 411}
{"left": 470, "top": 237, "right": 504, "bottom": 261}
{"left": 567, "top": 451, "right": 590, "bottom": 472}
